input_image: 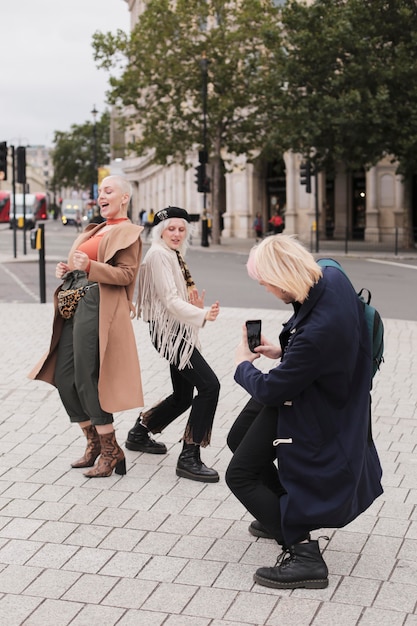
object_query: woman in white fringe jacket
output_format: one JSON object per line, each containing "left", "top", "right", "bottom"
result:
{"left": 125, "top": 206, "right": 221, "bottom": 483}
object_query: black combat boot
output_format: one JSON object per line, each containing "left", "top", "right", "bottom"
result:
{"left": 176, "top": 443, "right": 219, "bottom": 483}
{"left": 254, "top": 539, "right": 328, "bottom": 589}
{"left": 125, "top": 417, "right": 167, "bottom": 454}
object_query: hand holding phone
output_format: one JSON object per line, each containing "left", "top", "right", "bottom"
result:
{"left": 246, "top": 319, "right": 262, "bottom": 353}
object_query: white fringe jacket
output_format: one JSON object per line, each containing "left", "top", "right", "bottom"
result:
{"left": 137, "top": 239, "right": 207, "bottom": 369}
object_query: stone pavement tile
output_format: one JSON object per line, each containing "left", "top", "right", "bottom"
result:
{"left": 181, "top": 496, "right": 223, "bottom": 518}
{"left": 240, "top": 541, "right": 280, "bottom": 566}
{"left": 92, "top": 507, "right": 137, "bottom": 528}
{"left": 28, "top": 520, "right": 78, "bottom": 543}
{"left": 372, "top": 517, "right": 410, "bottom": 538}
{"left": 169, "top": 534, "right": 215, "bottom": 559}
{"left": 380, "top": 500, "right": 414, "bottom": 520}
{"left": 211, "top": 497, "right": 248, "bottom": 521}
{"left": 63, "top": 524, "right": 112, "bottom": 548}
{"left": 360, "top": 606, "right": 409, "bottom": 626}
{"left": 23, "top": 568, "right": 82, "bottom": 599}
{"left": 0, "top": 564, "right": 42, "bottom": 593}
{"left": 147, "top": 494, "right": 191, "bottom": 515}
{"left": 362, "top": 534, "right": 403, "bottom": 555}
{"left": 374, "top": 581, "right": 417, "bottom": 613}
{"left": 225, "top": 589, "right": 278, "bottom": 623}
{"left": 68, "top": 603, "right": 126, "bottom": 626}
{"left": 0, "top": 594, "right": 43, "bottom": 626}
{"left": 0, "top": 538, "right": 43, "bottom": 565}
{"left": 405, "top": 616, "right": 417, "bottom": 625}
{"left": 134, "top": 530, "right": 181, "bottom": 556}
{"left": 191, "top": 517, "right": 234, "bottom": 539}
{"left": 140, "top": 581, "right": 198, "bottom": 615}
{"left": 26, "top": 542, "right": 78, "bottom": 569}
{"left": 124, "top": 509, "right": 169, "bottom": 531}
{"left": 59, "top": 503, "right": 104, "bottom": 524}
{"left": 332, "top": 576, "right": 381, "bottom": 606}
{"left": 21, "top": 598, "right": 84, "bottom": 625}
{"left": 98, "top": 550, "right": 150, "bottom": 578}
{"left": 29, "top": 501, "right": 74, "bottom": 521}
{"left": 61, "top": 546, "right": 115, "bottom": 574}
{"left": 327, "top": 530, "right": 368, "bottom": 553}
{"left": 390, "top": 558, "right": 417, "bottom": 585}
{"left": 157, "top": 514, "right": 201, "bottom": 536}
{"left": 310, "top": 602, "right": 363, "bottom": 625}
{"left": 164, "top": 616, "right": 210, "bottom": 626}
{"left": 0, "top": 481, "right": 42, "bottom": 499}
{"left": 30, "top": 484, "right": 73, "bottom": 502}
{"left": 101, "top": 577, "right": 158, "bottom": 609}
{"left": 405, "top": 520, "right": 417, "bottom": 539}
{"left": 205, "top": 538, "right": 250, "bottom": 564}
{"left": 0, "top": 517, "right": 44, "bottom": 539}
{"left": 397, "top": 538, "right": 417, "bottom": 560}
{"left": 88, "top": 489, "right": 131, "bottom": 509}
{"left": 0, "top": 498, "right": 41, "bottom": 518}
{"left": 182, "top": 586, "right": 237, "bottom": 620}
{"left": 175, "top": 558, "right": 225, "bottom": 587}
{"left": 117, "top": 608, "right": 168, "bottom": 625}
{"left": 25, "top": 468, "right": 70, "bottom": 485}
{"left": 58, "top": 486, "right": 101, "bottom": 506}
{"left": 97, "top": 527, "right": 146, "bottom": 551}
{"left": 351, "top": 552, "right": 396, "bottom": 580}
{"left": 137, "top": 554, "right": 188, "bottom": 583}
{"left": 318, "top": 549, "right": 357, "bottom": 577}
{"left": 213, "top": 562, "right": 258, "bottom": 591}
{"left": 266, "top": 596, "right": 320, "bottom": 626}
{"left": 121, "top": 491, "right": 166, "bottom": 511}
{"left": 61, "top": 572, "right": 118, "bottom": 604}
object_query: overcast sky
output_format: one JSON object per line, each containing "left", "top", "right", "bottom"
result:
{"left": 0, "top": 0, "right": 130, "bottom": 148}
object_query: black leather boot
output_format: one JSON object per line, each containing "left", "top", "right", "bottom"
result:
{"left": 125, "top": 417, "right": 167, "bottom": 454}
{"left": 249, "top": 520, "right": 285, "bottom": 544}
{"left": 254, "top": 539, "right": 328, "bottom": 589}
{"left": 176, "top": 443, "right": 219, "bottom": 483}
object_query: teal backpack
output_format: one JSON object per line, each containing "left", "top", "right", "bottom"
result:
{"left": 318, "top": 258, "right": 384, "bottom": 378}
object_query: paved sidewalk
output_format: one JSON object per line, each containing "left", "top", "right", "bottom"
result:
{"left": 0, "top": 297, "right": 416, "bottom": 623}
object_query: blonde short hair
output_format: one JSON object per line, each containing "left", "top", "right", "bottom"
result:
{"left": 101, "top": 175, "right": 132, "bottom": 199}
{"left": 248, "top": 234, "right": 322, "bottom": 302}
{"left": 152, "top": 217, "right": 191, "bottom": 255}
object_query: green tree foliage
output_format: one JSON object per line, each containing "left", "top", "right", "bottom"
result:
{"left": 51, "top": 111, "right": 110, "bottom": 192}
{"left": 267, "top": 0, "right": 417, "bottom": 176}
{"left": 92, "top": 0, "right": 283, "bottom": 243}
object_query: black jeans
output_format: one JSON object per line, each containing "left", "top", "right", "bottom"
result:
{"left": 141, "top": 348, "right": 220, "bottom": 447}
{"left": 226, "top": 397, "right": 285, "bottom": 545}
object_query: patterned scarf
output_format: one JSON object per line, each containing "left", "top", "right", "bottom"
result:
{"left": 175, "top": 250, "right": 196, "bottom": 294}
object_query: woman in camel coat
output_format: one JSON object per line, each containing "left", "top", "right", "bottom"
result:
{"left": 29, "top": 175, "right": 143, "bottom": 477}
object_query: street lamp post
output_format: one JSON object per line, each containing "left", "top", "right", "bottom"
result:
{"left": 200, "top": 53, "right": 209, "bottom": 248}
{"left": 91, "top": 105, "right": 98, "bottom": 202}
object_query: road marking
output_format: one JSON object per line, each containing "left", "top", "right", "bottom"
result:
{"left": 366, "top": 259, "right": 417, "bottom": 270}
{"left": 0, "top": 264, "right": 39, "bottom": 301}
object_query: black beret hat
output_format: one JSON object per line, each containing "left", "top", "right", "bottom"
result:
{"left": 153, "top": 206, "right": 190, "bottom": 226}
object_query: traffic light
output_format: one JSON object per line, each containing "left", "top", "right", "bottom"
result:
{"left": 0, "top": 142, "right": 7, "bottom": 181}
{"left": 195, "top": 164, "right": 205, "bottom": 192}
{"left": 16, "top": 146, "right": 26, "bottom": 184}
{"left": 300, "top": 160, "right": 311, "bottom": 194}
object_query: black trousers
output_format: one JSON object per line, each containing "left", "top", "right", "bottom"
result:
{"left": 142, "top": 348, "right": 219, "bottom": 447}
{"left": 55, "top": 284, "right": 113, "bottom": 426}
{"left": 225, "top": 397, "right": 285, "bottom": 545}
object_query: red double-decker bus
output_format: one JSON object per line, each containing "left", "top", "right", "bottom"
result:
{"left": 0, "top": 191, "right": 10, "bottom": 223}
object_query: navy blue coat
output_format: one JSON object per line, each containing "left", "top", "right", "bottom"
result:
{"left": 235, "top": 265, "right": 383, "bottom": 545}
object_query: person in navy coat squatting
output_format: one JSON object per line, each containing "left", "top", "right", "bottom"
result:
{"left": 225, "top": 234, "right": 383, "bottom": 590}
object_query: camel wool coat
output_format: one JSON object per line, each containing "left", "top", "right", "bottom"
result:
{"left": 29, "top": 221, "right": 144, "bottom": 413}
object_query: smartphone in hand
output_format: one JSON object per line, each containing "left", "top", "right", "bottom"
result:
{"left": 246, "top": 319, "right": 262, "bottom": 353}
